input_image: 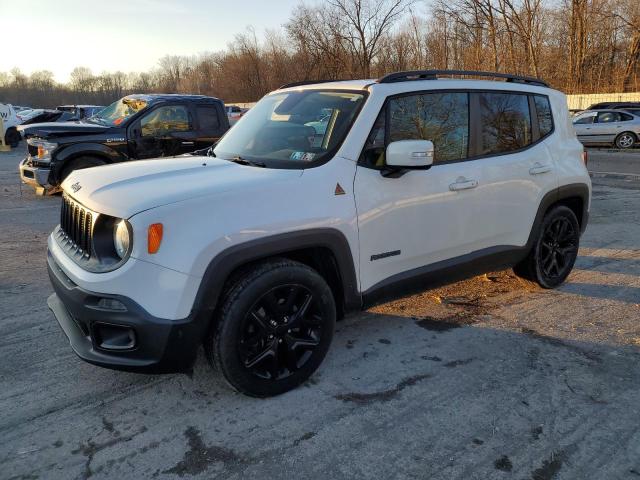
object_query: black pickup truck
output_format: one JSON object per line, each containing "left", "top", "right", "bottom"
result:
{"left": 19, "top": 94, "right": 229, "bottom": 193}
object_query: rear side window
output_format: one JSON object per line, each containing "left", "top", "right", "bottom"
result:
{"left": 619, "top": 112, "right": 634, "bottom": 121}
{"left": 196, "top": 106, "right": 220, "bottom": 131}
{"left": 388, "top": 92, "right": 469, "bottom": 163}
{"left": 533, "top": 95, "right": 553, "bottom": 138}
{"left": 597, "top": 111, "right": 620, "bottom": 123}
{"left": 479, "top": 92, "right": 531, "bottom": 155}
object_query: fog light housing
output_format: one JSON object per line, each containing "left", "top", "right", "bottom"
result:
{"left": 94, "top": 323, "right": 136, "bottom": 351}
{"left": 96, "top": 298, "right": 127, "bottom": 312}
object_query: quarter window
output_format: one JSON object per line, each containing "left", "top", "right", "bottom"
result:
{"left": 196, "top": 106, "right": 220, "bottom": 131}
{"left": 388, "top": 92, "right": 469, "bottom": 163}
{"left": 479, "top": 93, "right": 532, "bottom": 155}
{"left": 141, "top": 105, "right": 191, "bottom": 137}
{"left": 533, "top": 95, "right": 553, "bottom": 138}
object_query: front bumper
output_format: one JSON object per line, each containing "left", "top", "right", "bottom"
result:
{"left": 47, "top": 251, "right": 208, "bottom": 373}
{"left": 19, "top": 157, "right": 52, "bottom": 189}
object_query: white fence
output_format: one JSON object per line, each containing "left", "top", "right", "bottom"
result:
{"left": 566, "top": 92, "right": 640, "bottom": 110}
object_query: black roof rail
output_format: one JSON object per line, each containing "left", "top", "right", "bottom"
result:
{"left": 279, "top": 79, "right": 342, "bottom": 89}
{"left": 377, "top": 70, "right": 549, "bottom": 88}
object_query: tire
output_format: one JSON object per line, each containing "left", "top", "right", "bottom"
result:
{"left": 60, "top": 156, "right": 106, "bottom": 182}
{"left": 513, "top": 205, "right": 580, "bottom": 289}
{"left": 4, "top": 128, "right": 20, "bottom": 148}
{"left": 206, "top": 258, "right": 336, "bottom": 397}
{"left": 614, "top": 131, "right": 636, "bottom": 149}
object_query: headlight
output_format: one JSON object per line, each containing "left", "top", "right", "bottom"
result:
{"left": 27, "top": 138, "right": 57, "bottom": 163}
{"left": 113, "top": 220, "right": 131, "bottom": 259}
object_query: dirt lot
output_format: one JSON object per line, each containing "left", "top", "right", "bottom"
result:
{"left": 1, "top": 145, "right": 639, "bottom": 480}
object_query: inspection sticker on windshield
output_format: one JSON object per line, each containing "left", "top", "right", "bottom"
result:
{"left": 290, "top": 152, "right": 316, "bottom": 161}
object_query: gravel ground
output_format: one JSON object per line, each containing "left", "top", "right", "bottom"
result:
{"left": 1, "top": 145, "right": 639, "bottom": 480}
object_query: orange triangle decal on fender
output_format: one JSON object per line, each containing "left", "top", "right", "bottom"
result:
{"left": 334, "top": 183, "right": 346, "bottom": 195}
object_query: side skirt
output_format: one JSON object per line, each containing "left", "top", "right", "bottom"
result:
{"left": 361, "top": 245, "right": 527, "bottom": 309}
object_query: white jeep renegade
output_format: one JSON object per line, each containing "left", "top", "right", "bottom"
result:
{"left": 47, "top": 70, "right": 591, "bottom": 396}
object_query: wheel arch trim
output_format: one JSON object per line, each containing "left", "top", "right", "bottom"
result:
{"left": 191, "top": 228, "right": 361, "bottom": 318}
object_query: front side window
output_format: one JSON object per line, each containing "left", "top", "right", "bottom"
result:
{"left": 214, "top": 90, "right": 365, "bottom": 166}
{"left": 140, "top": 105, "right": 190, "bottom": 137}
{"left": 533, "top": 95, "right": 553, "bottom": 138}
{"left": 479, "top": 92, "right": 532, "bottom": 155}
{"left": 387, "top": 92, "right": 469, "bottom": 163}
{"left": 573, "top": 112, "right": 596, "bottom": 125}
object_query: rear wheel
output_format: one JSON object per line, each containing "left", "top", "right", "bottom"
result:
{"left": 513, "top": 206, "right": 580, "bottom": 289}
{"left": 614, "top": 131, "right": 636, "bottom": 149}
{"left": 206, "top": 258, "right": 336, "bottom": 397}
{"left": 4, "top": 128, "right": 20, "bottom": 148}
{"left": 60, "top": 156, "right": 106, "bottom": 182}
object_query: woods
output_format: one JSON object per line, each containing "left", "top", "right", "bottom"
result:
{"left": 1, "top": 0, "right": 639, "bottom": 107}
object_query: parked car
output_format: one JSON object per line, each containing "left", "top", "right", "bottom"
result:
{"left": 586, "top": 101, "right": 640, "bottom": 111}
{"left": 0, "top": 103, "right": 21, "bottom": 147}
{"left": 18, "top": 109, "right": 78, "bottom": 128}
{"left": 46, "top": 70, "right": 590, "bottom": 397}
{"left": 226, "top": 105, "right": 246, "bottom": 125}
{"left": 19, "top": 94, "right": 229, "bottom": 193}
{"left": 57, "top": 105, "right": 105, "bottom": 119}
{"left": 572, "top": 109, "right": 640, "bottom": 149}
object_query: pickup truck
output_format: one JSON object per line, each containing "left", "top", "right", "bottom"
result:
{"left": 19, "top": 94, "right": 229, "bottom": 193}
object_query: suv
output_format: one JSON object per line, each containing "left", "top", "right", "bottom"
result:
{"left": 19, "top": 94, "right": 229, "bottom": 194}
{"left": 46, "top": 70, "right": 591, "bottom": 397}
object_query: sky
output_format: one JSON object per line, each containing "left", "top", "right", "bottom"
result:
{"left": 0, "top": 0, "right": 302, "bottom": 83}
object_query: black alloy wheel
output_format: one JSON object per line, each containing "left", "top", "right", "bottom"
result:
{"left": 539, "top": 216, "right": 578, "bottom": 280}
{"left": 207, "top": 258, "right": 336, "bottom": 397}
{"left": 239, "top": 284, "right": 323, "bottom": 381}
{"left": 513, "top": 205, "right": 580, "bottom": 289}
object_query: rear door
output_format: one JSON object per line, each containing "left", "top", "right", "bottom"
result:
{"left": 592, "top": 111, "right": 622, "bottom": 144}
{"left": 194, "top": 104, "right": 227, "bottom": 150}
{"left": 468, "top": 92, "right": 557, "bottom": 249}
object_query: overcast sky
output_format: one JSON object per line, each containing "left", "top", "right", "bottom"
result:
{"left": 0, "top": 0, "right": 302, "bottom": 83}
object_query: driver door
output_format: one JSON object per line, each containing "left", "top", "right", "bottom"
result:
{"left": 130, "top": 104, "right": 197, "bottom": 159}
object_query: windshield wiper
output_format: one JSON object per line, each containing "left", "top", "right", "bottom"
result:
{"left": 226, "top": 155, "right": 266, "bottom": 168}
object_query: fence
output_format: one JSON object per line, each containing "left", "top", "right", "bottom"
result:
{"left": 566, "top": 92, "right": 640, "bottom": 110}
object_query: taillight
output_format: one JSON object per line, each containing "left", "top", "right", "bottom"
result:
{"left": 582, "top": 150, "right": 588, "bottom": 166}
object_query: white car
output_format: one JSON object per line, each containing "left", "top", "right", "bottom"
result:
{"left": 47, "top": 70, "right": 591, "bottom": 397}
{"left": 226, "top": 105, "right": 246, "bottom": 125}
{"left": 0, "top": 103, "right": 22, "bottom": 147}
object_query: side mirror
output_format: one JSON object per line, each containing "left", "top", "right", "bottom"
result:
{"left": 386, "top": 140, "right": 434, "bottom": 168}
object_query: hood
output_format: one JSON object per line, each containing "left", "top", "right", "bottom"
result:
{"left": 61, "top": 156, "right": 303, "bottom": 218}
{"left": 20, "top": 121, "right": 110, "bottom": 138}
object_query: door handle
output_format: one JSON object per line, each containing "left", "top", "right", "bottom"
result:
{"left": 529, "top": 163, "right": 552, "bottom": 175}
{"left": 449, "top": 178, "right": 478, "bottom": 191}
{"left": 181, "top": 141, "right": 195, "bottom": 145}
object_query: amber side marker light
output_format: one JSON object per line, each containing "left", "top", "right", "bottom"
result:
{"left": 148, "top": 223, "right": 163, "bottom": 254}
{"left": 37, "top": 145, "right": 45, "bottom": 158}
{"left": 582, "top": 150, "right": 588, "bottom": 166}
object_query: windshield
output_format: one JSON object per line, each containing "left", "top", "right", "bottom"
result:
{"left": 90, "top": 97, "right": 147, "bottom": 126}
{"left": 213, "top": 90, "right": 366, "bottom": 166}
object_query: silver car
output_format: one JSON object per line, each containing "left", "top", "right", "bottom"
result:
{"left": 572, "top": 109, "right": 640, "bottom": 149}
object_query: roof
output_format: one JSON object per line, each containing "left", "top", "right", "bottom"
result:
{"left": 124, "top": 94, "right": 223, "bottom": 104}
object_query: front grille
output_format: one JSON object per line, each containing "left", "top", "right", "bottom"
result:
{"left": 60, "top": 195, "right": 94, "bottom": 257}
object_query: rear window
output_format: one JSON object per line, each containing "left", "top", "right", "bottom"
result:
{"left": 479, "top": 92, "right": 532, "bottom": 155}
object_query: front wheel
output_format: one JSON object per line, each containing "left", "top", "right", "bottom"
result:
{"left": 60, "top": 156, "right": 106, "bottom": 182}
{"left": 513, "top": 206, "right": 580, "bottom": 289}
{"left": 206, "top": 258, "right": 336, "bottom": 397}
{"left": 615, "top": 132, "right": 636, "bottom": 149}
